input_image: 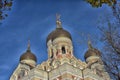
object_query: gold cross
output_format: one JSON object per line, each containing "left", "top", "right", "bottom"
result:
{"left": 56, "top": 13, "right": 61, "bottom": 21}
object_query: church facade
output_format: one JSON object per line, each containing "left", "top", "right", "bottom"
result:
{"left": 10, "top": 16, "right": 110, "bottom": 80}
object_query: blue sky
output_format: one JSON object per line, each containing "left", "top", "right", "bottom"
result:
{"left": 0, "top": 0, "right": 111, "bottom": 80}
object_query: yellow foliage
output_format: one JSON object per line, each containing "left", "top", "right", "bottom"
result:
{"left": 85, "top": 0, "right": 116, "bottom": 7}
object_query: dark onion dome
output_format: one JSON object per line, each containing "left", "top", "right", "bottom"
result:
{"left": 47, "top": 27, "right": 72, "bottom": 42}
{"left": 20, "top": 50, "right": 37, "bottom": 62}
{"left": 84, "top": 48, "right": 101, "bottom": 60}
{"left": 20, "top": 41, "right": 37, "bottom": 62}
{"left": 84, "top": 40, "right": 101, "bottom": 60}
{"left": 47, "top": 17, "right": 72, "bottom": 42}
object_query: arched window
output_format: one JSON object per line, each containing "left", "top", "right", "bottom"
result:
{"left": 50, "top": 49, "right": 53, "bottom": 58}
{"left": 18, "top": 70, "right": 25, "bottom": 80}
{"left": 56, "top": 51, "right": 58, "bottom": 56}
{"left": 62, "top": 46, "right": 66, "bottom": 54}
{"left": 44, "top": 66, "right": 46, "bottom": 71}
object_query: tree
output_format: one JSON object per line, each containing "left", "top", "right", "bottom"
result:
{"left": 98, "top": 1, "right": 120, "bottom": 79}
{"left": 0, "top": 0, "right": 13, "bottom": 20}
{"left": 85, "top": 0, "right": 117, "bottom": 7}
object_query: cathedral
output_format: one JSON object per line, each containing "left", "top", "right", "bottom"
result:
{"left": 10, "top": 16, "right": 110, "bottom": 80}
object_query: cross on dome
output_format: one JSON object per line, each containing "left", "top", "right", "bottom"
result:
{"left": 56, "top": 13, "right": 62, "bottom": 28}
{"left": 27, "top": 39, "right": 31, "bottom": 51}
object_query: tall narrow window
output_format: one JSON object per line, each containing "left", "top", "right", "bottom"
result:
{"left": 50, "top": 53, "right": 53, "bottom": 58}
{"left": 18, "top": 70, "right": 25, "bottom": 80}
{"left": 62, "top": 46, "right": 66, "bottom": 54}
{"left": 56, "top": 51, "right": 58, "bottom": 56}
{"left": 50, "top": 49, "right": 53, "bottom": 58}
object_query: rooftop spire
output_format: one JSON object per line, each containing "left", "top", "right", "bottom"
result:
{"left": 56, "top": 13, "right": 62, "bottom": 28}
{"left": 88, "top": 40, "right": 93, "bottom": 49}
{"left": 87, "top": 35, "right": 93, "bottom": 49}
{"left": 27, "top": 39, "right": 31, "bottom": 51}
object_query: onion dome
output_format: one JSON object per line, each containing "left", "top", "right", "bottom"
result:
{"left": 47, "top": 14, "right": 72, "bottom": 42}
{"left": 20, "top": 41, "right": 37, "bottom": 62}
{"left": 84, "top": 40, "right": 101, "bottom": 60}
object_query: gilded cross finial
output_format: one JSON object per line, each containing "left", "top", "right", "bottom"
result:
{"left": 27, "top": 39, "right": 31, "bottom": 51}
{"left": 56, "top": 13, "right": 62, "bottom": 28}
{"left": 56, "top": 13, "right": 61, "bottom": 21}
{"left": 87, "top": 34, "right": 93, "bottom": 49}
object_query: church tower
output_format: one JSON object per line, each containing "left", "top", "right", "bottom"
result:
{"left": 47, "top": 14, "right": 73, "bottom": 60}
{"left": 84, "top": 40, "right": 110, "bottom": 80}
{"left": 10, "top": 15, "right": 110, "bottom": 80}
{"left": 10, "top": 41, "right": 37, "bottom": 80}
